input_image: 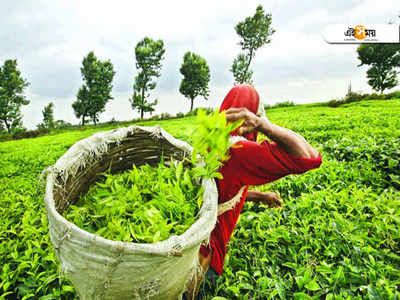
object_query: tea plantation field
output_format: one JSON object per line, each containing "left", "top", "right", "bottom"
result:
{"left": 0, "top": 100, "right": 399, "bottom": 299}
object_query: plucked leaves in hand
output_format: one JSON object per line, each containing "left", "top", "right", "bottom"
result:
{"left": 190, "top": 109, "right": 242, "bottom": 179}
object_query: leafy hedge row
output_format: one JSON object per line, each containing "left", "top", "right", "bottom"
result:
{"left": 326, "top": 91, "right": 400, "bottom": 107}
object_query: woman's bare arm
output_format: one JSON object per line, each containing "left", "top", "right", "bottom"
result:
{"left": 225, "top": 107, "right": 319, "bottom": 158}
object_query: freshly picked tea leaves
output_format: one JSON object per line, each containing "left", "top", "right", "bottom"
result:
{"left": 65, "top": 159, "right": 202, "bottom": 243}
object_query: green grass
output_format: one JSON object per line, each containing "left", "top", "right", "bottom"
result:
{"left": 0, "top": 100, "right": 399, "bottom": 299}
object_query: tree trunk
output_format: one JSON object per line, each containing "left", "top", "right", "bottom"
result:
{"left": 379, "top": 67, "right": 384, "bottom": 95}
{"left": 190, "top": 98, "right": 194, "bottom": 112}
{"left": 4, "top": 119, "right": 10, "bottom": 133}
{"left": 82, "top": 116, "right": 85, "bottom": 126}
{"left": 242, "top": 49, "right": 254, "bottom": 82}
{"left": 141, "top": 86, "right": 145, "bottom": 119}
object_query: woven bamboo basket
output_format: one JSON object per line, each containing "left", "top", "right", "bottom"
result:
{"left": 41, "top": 125, "right": 218, "bottom": 300}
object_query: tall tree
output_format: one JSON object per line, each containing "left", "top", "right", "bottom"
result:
{"left": 357, "top": 44, "right": 400, "bottom": 94}
{"left": 231, "top": 5, "right": 275, "bottom": 85}
{"left": 37, "top": 102, "right": 55, "bottom": 129}
{"left": 0, "top": 59, "right": 29, "bottom": 133}
{"left": 72, "top": 51, "right": 115, "bottom": 125}
{"left": 179, "top": 52, "right": 210, "bottom": 112}
{"left": 231, "top": 54, "right": 254, "bottom": 85}
{"left": 130, "top": 37, "right": 165, "bottom": 119}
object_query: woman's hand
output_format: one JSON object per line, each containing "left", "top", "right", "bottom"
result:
{"left": 225, "top": 107, "right": 266, "bottom": 136}
{"left": 260, "top": 192, "right": 283, "bottom": 208}
{"left": 246, "top": 191, "right": 283, "bottom": 208}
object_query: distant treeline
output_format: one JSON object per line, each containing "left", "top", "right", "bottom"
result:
{"left": 325, "top": 90, "right": 400, "bottom": 108}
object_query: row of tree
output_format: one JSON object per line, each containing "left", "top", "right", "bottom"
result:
{"left": 0, "top": 47, "right": 212, "bottom": 132}
{"left": 72, "top": 5, "right": 276, "bottom": 125}
{"left": 0, "top": 5, "right": 399, "bottom": 133}
{"left": 71, "top": 44, "right": 212, "bottom": 125}
{"left": 0, "top": 5, "right": 275, "bottom": 132}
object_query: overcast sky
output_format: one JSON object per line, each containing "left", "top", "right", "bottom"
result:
{"left": 1, "top": 0, "right": 399, "bottom": 129}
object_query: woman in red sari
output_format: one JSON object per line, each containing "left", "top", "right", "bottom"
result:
{"left": 186, "top": 84, "right": 322, "bottom": 299}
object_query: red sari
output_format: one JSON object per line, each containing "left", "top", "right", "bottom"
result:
{"left": 199, "top": 85, "right": 322, "bottom": 275}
